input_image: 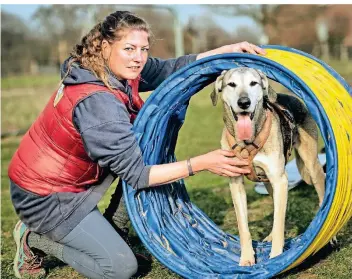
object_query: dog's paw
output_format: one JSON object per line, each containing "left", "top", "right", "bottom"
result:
{"left": 262, "top": 233, "right": 272, "bottom": 242}
{"left": 269, "top": 249, "right": 283, "bottom": 259}
{"left": 239, "top": 250, "right": 255, "bottom": 266}
{"left": 239, "top": 256, "right": 255, "bottom": 266}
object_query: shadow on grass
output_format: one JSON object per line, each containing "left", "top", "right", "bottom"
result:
{"left": 42, "top": 255, "right": 67, "bottom": 270}
{"left": 188, "top": 185, "right": 232, "bottom": 226}
{"left": 274, "top": 243, "right": 338, "bottom": 279}
{"left": 277, "top": 220, "right": 352, "bottom": 278}
{"left": 285, "top": 182, "right": 319, "bottom": 236}
{"left": 187, "top": 182, "right": 317, "bottom": 232}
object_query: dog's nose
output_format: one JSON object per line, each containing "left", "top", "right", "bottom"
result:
{"left": 237, "top": 97, "right": 251, "bottom": 109}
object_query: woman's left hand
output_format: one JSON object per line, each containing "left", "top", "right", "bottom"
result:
{"left": 225, "top": 41, "right": 266, "bottom": 55}
{"left": 196, "top": 41, "right": 266, "bottom": 60}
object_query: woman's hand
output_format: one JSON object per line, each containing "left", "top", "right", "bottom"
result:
{"left": 148, "top": 149, "right": 250, "bottom": 187}
{"left": 191, "top": 149, "right": 250, "bottom": 177}
{"left": 225, "top": 41, "right": 266, "bottom": 55}
{"left": 196, "top": 41, "right": 266, "bottom": 60}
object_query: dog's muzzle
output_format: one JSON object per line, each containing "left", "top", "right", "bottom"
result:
{"left": 231, "top": 107, "right": 254, "bottom": 121}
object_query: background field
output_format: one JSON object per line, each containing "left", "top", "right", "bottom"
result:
{"left": 1, "top": 65, "right": 352, "bottom": 278}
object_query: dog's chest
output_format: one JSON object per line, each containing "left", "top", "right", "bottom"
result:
{"left": 252, "top": 152, "right": 277, "bottom": 179}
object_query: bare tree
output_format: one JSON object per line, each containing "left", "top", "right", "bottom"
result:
{"left": 32, "top": 5, "right": 93, "bottom": 65}
{"left": 184, "top": 14, "right": 236, "bottom": 54}
{"left": 206, "top": 4, "right": 327, "bottom": 46}
{"left": 234, "top": 26, "right": 260, "bottom": 44}
{"left": 205, "top": 5, "right": 278, "bottom": 44}
{"left": 1, "top": 11, "right": 31, "bottom": 75}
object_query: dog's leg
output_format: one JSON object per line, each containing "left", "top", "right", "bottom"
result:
{"left": 264, "top": 182, "right": 273, "bottom": 198}
{"left": 263, "top": 182, "right": 274, "bottom": 242}
{"left": 229, "top": 177, "right": 255, "bottom": 266}
{"left": 252, "top": 152, "right": 288, "bottom": 257}
{"left": 220, "top": 130, "right": 255, "bottom": 265}
{"left": 269, "top": 172, "right": 288, "bottom": 258}
{"left": 295, "top": 125, "right": 325, "bottom": 207}
{"left": 294, "top": 125, "right": 334, "bottom": 244}
{"left": 257, "top": 154, "right": 288, "bottom": 258}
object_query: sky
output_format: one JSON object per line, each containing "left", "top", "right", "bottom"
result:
{"left": 1, "top": 4, "right": 258, "bottom": 33}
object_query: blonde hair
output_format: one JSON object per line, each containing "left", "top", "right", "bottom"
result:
{"left": 63, "top": 11, "right": 152, "bottom": 89}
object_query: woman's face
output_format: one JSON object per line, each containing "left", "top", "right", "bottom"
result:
{"left": 102, "top": 29, "right": 149, "bottom": 80}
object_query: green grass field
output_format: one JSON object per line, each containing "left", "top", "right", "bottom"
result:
{"left": 1, "top": 74, "right": 60, "bottom": 90}
{"left": 1, "top": 72, "right": 351, "bottom": 279}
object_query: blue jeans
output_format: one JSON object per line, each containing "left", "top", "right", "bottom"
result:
{"left": 58, "top": 208, "right": 138, "bottom": 279}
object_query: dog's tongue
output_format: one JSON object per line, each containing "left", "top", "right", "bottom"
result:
{"left": 236, "top": 114, "right": 253, "bottom": 141}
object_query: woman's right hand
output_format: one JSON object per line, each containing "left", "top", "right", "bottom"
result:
{"left": 191, "top": 149, "right": 250, "bottom": 177}
{"left": 148, "top": 149, "right": 250, "bottom": 187}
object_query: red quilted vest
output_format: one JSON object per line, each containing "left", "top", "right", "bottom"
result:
{"left": 8, "top": 78, "right": 143, "bottom": 196}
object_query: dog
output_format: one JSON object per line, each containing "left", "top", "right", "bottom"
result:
{"left": 211, "top": 67, "right": 326, "bottom": 266}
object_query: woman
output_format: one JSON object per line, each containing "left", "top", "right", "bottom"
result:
{"left": 9, "top": 11, "right": 265, "bottom": 279}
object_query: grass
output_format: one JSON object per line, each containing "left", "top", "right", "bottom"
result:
{"left": 1, "top": 74, "right": 61, "bottom": 134}
{"left": 1, "top": 87, "right": 55, "bottom": 133}
{"left": 1, "top": 74, "right": 352, "bottom": 278}
{"left": 1, "top": 74, "right": 60, "bottom": 90}
{"left": 326, "top": 59, "right": 352, "bottom": 82}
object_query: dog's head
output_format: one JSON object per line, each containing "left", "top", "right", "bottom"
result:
{"left": 211, "top": 67, "right": 277, "bottom": 141}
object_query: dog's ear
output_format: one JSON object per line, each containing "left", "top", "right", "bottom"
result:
{"left": 267, "top": 85, "right": 277, "bottom": 103}
{"left": 255, "top": 69, "right": 277, "bottom": 103}
{"left": 211, "top": 70, "right": 227, "bottom": 106}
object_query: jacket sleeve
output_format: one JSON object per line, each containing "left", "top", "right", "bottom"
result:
{"left": 139, "top": 54, "right": 197, "bottom": 92}
{"left": 73, "top": 92, "right": 151, "bottom": 190}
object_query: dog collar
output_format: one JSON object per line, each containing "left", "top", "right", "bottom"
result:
{"left": 226, "top": 110, "right": 273, "bottom": 182}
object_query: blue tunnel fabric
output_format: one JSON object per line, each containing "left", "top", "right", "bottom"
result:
{"left": 122, "top": 47, "right": 340, "bottom": 278}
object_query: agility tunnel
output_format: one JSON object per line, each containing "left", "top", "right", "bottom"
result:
{"left": 123, "top": 46, "right": 352, "bottom": 278}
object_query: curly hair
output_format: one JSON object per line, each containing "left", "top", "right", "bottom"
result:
{"left": 63, "top": 11, "right": 152, "bottom": 89}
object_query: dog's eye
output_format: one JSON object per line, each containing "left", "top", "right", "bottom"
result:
{"left": 250, "top": 81, "right": 258, "bottom": 86}
{"left": 228, "top": 82, "right": 237, "bottom": 88}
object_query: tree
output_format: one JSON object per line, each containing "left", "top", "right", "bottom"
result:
{"left": 206, "top": 5, "right": 279, "bottom": 44}
{"left": 1, "top": 11, "right": 32, "bottom": 75}
{"left": 184, "top": 14, "right": 236, "bottom": 54}
{"left": 325, "top": 7, "right": 351, "bottom": 59}
{"left": 207, "top": 4, "right": 327, "bottom": 49}
{"left": 32, "top": 5, "right": 93, "bottom": 65}
{"left": 233, "top": 26, "right": 260, "bottom": 45}
{"left": 127, "top": 6, "right": 175, "bottom": 58}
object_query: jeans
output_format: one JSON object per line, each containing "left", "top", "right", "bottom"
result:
{"left": 59, "top": 208, "right": 138, "bottom": 279}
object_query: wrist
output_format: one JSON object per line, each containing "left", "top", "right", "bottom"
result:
{"left": 187, "top": 159, "right": 194, "bottom": 176}
{"left": 196, "top": 52, "right": 206, "bottom": 60}
{"left": 188, "top": 156, "right": 205, "bottom": 173}
{"left": 196, "top": 47, "right": 221, "bottom": 60}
